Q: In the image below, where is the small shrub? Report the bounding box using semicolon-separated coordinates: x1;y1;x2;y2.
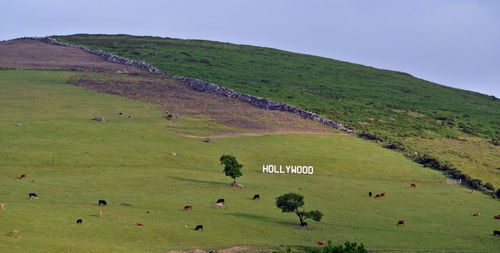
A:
484;183;495;191
469;179;482;190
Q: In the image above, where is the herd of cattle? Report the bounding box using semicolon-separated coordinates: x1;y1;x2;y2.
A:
368;183;500;236
4;174;500;242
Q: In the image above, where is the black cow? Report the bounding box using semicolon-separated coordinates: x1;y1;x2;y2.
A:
216;199;224;204
76;219;83;224
300;222;308;227
368;192;372;197
98;200;107;206
253;194;260;200
494;230;500;236
28;193;38;199
194;225;203;231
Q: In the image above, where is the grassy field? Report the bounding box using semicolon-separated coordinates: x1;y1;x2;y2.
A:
53;34;500;189
0;69;499;252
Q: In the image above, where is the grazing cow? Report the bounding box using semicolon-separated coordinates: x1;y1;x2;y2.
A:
20;174;27;179
317;241;326;246
98;200;107;206
12;230;18;234
494;195;498;200
137;223;144;226
397;220;406;226
411;183;416;188
28;193;38;199
368;192;372;197
98;210;102;217
216;199;224;204
375;194;381;198
253;194;260;200
183;205;192;211
0;204;4;209
494;215;500;220
473;213;480;217
214;202;223;208
76;219;83;224
494;230;500;236
381;192;386;197
16;236;22;239
300;222;308;227
194;225;203;231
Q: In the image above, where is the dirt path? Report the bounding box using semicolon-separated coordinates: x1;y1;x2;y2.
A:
179;130;343;139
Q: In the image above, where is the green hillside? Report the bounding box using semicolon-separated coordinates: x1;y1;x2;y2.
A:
1;69;499;252
53;34;500;188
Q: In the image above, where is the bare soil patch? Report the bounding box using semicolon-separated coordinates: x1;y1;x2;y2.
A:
68;73;334;134
0;40;143;73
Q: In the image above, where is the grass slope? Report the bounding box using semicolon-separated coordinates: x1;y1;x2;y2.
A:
53;34;500;188
0;69;499;252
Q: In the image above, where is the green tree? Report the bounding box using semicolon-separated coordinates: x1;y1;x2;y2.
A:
220;154;243;185
276;193;323;226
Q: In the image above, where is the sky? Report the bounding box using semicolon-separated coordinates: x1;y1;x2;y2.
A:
2;0;499;97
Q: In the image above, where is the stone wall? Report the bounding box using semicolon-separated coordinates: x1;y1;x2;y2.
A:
171;76;355;134
12;36;355;134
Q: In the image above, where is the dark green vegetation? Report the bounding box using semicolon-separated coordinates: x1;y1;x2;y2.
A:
1;69;499;252
275;193;323;226
220;155;243;185
53;34;500;187
303;241;367;253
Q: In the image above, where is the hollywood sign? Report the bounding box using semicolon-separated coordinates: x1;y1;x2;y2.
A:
262;165;314;174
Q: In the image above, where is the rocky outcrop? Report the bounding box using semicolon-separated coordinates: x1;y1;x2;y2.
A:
171;76;355;134
11;37;161;73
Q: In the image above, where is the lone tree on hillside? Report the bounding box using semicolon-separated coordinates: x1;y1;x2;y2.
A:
276;193;323;227
220;154;243;187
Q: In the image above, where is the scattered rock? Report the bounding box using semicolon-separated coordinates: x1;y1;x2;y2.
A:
165;114;180;121
16;123;22;127
172;152;177;156
93;116;106;122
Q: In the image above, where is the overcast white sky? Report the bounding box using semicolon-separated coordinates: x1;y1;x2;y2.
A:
2;0;499;97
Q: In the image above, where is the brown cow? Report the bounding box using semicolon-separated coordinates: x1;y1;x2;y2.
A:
493;195;498;200
317;241;326;246
183;205;192;211
20;174;27;179
410;183;416;188
375;194;381;198
397;220;406;226
494;215;500;220
0;204;4;209
98;210;102;217
473;213;480;216
137;223;144;226
381;192;386;197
